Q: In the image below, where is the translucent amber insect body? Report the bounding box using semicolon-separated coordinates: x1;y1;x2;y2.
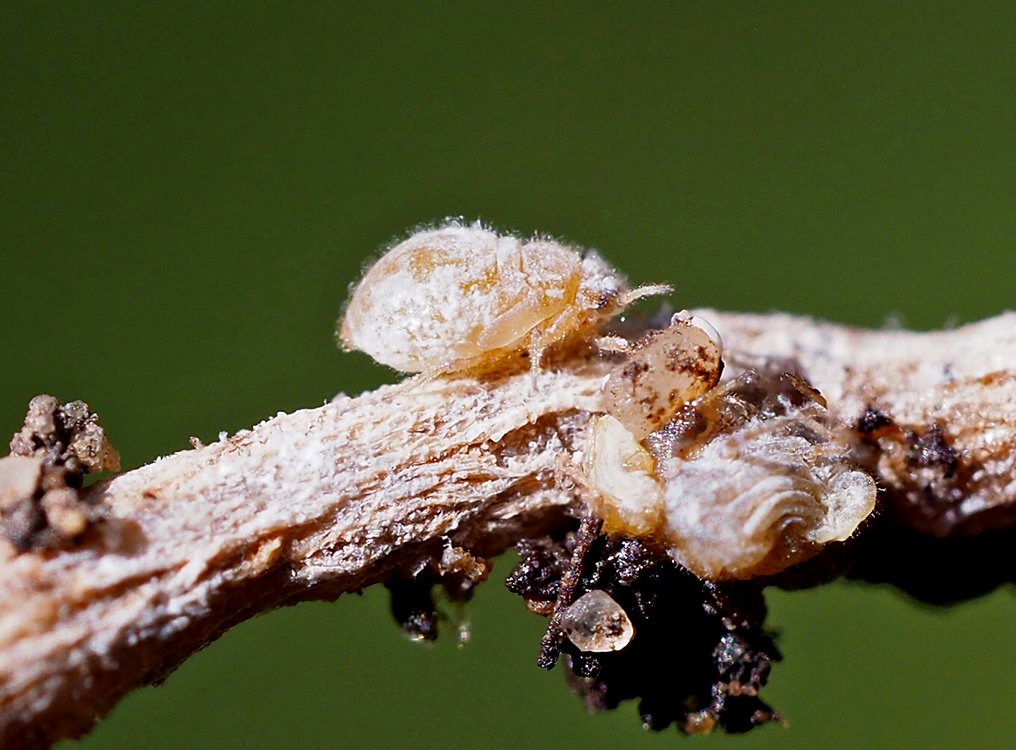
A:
340;223;633;373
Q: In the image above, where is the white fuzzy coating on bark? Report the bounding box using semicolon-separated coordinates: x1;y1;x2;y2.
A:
0;362;612;749
699;310;1016;536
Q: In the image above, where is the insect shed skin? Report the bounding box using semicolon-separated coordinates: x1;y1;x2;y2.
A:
338;221;657;374
585;318;877;581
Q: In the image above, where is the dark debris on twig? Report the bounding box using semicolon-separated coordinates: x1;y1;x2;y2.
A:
1;394;120;551
505;526;782;735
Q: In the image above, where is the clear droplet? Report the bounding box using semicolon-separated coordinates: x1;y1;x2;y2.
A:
559;589;635;653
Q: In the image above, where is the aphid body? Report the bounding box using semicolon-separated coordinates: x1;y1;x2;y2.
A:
340;222;660;373
604;313;724;440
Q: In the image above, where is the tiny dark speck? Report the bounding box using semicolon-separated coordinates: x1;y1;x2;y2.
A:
908;427;959;478
856;407;893;435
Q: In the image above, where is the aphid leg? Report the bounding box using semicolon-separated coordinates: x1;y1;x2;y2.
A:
537;515;604;669
531;306;590;381
616;283;672;309
405;368;442;388
525;328;546;381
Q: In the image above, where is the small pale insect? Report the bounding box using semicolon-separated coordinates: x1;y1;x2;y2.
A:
339;221;668;374
604;312;725;441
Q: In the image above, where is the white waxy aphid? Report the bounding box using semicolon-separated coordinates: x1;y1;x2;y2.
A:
559;589;635;653
339;222;666;374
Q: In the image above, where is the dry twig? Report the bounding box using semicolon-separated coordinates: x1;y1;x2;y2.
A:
1;310;1014;748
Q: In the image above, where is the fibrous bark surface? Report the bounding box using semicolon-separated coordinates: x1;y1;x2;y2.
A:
0;311;1014;749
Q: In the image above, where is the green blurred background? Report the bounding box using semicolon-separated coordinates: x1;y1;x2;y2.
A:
3;2;1016;748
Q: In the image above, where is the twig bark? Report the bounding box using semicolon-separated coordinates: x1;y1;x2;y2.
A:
701;310;1016;535
1;311;1015;749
